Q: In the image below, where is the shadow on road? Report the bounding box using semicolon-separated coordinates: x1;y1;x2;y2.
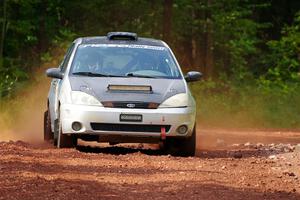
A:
76;145;165;156
75;143;287;159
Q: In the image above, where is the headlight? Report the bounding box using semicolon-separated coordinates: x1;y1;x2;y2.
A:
71;91;103;106
159;93;191;108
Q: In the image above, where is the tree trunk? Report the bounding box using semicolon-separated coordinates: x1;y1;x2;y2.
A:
163;0;172;42
203;0;214;77
0;0;7;68
37;1;47;59
192;0;207;76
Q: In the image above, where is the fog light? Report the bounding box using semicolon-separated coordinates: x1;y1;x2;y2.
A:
177;125;188;134
72;122;82;131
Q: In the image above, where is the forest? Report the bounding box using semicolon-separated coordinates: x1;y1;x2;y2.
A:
1;0;300;128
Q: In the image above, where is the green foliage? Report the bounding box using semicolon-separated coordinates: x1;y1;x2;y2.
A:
0;58;27;98
211;0;266;80
262;12;300;84
0;0;64;99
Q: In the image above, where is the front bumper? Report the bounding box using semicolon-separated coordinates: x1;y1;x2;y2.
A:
60;104;196;138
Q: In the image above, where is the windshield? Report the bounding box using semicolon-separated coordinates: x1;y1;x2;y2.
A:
70;44;182;79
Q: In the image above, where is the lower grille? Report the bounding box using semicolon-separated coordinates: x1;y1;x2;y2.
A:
102;101;159;109
90;123;171;133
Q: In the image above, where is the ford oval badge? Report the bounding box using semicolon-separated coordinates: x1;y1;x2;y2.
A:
126;103;135;108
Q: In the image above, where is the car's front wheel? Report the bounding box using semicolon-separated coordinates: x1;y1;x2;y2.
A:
54;109;77;148
43;110;53;141
162;125;196;157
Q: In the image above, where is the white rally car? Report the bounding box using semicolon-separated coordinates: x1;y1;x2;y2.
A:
44;32;201;156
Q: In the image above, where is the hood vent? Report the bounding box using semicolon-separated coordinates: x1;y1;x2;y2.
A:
107;84;152;93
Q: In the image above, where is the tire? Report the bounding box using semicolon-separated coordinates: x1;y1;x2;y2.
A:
44;110;53;141
53;119;59;146
55;108;77;148
58;131;77;148
162;125;196;157
177;126;196;157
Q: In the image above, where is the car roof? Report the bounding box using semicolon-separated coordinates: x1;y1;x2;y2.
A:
75;36;166;47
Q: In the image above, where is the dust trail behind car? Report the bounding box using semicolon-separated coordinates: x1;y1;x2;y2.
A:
0;67;50;142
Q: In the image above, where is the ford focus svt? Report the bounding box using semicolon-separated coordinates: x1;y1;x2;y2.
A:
44;32;202;156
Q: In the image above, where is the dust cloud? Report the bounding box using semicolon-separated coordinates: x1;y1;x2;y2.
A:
0;67;50;143
0;43;66;143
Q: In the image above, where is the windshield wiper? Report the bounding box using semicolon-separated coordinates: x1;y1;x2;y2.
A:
126;73;157;78
72;72;125;77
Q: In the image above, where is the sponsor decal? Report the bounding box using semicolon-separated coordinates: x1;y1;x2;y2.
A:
80;44;166;51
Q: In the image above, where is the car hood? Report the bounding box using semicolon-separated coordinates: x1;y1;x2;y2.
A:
69;76;186;104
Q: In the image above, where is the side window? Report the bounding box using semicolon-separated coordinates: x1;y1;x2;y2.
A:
60;43;75;72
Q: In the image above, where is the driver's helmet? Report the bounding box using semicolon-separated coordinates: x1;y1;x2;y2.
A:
81;51;102;72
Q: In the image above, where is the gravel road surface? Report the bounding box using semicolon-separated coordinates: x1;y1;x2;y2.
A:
0;129;299;200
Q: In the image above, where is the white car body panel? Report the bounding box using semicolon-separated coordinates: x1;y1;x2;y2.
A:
47;36;198;141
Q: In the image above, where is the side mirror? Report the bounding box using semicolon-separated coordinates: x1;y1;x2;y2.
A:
185;71;202;82
46;68;64;79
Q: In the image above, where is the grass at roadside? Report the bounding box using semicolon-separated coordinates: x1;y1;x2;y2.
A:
191;80;300;129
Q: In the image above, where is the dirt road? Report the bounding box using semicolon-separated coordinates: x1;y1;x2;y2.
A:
0;130;300;200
